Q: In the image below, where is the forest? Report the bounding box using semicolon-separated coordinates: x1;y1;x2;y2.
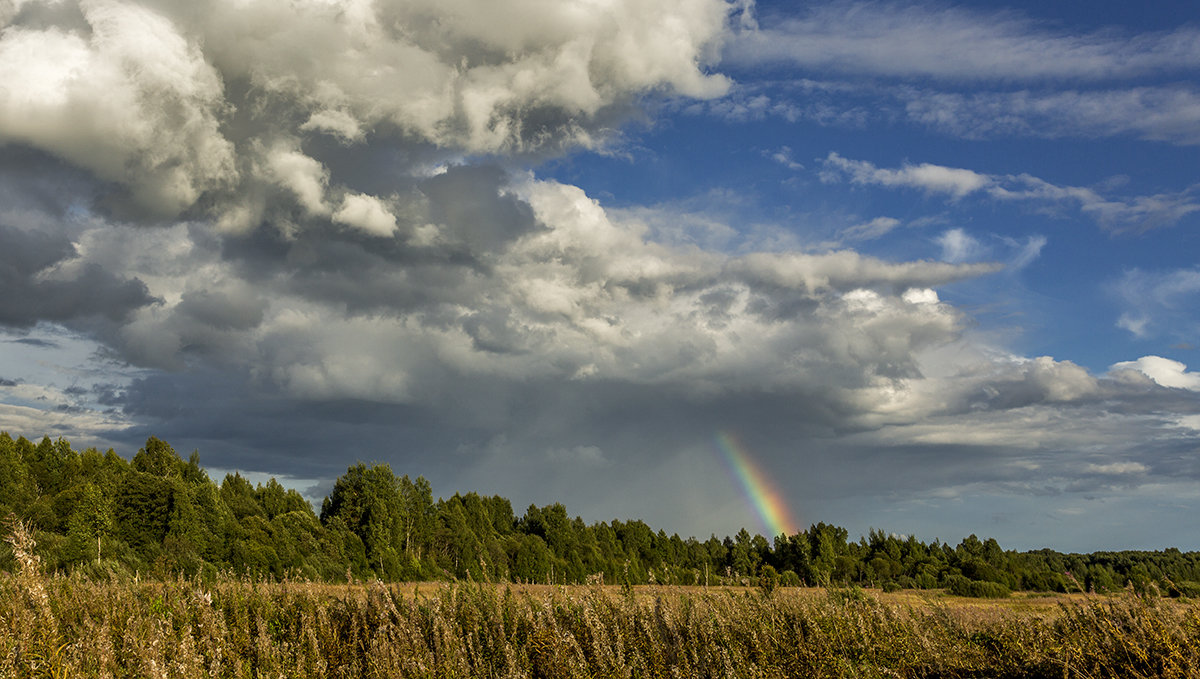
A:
3;431;1199;597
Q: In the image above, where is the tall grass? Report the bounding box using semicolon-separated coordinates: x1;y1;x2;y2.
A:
3;522;1199;678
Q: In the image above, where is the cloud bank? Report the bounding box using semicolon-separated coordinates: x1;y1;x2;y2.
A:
0;0;1197;549
0;0;731;224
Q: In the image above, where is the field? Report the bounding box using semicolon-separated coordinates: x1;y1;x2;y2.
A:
4;568;1200;679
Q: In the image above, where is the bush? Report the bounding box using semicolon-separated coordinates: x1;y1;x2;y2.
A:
758;564;779;597
915;572;938;589
882;580;901;593
1167;580;1200;598
829;585;869;605
946;575;1010;599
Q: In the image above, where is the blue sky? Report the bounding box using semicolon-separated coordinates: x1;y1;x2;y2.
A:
1;0;1198;551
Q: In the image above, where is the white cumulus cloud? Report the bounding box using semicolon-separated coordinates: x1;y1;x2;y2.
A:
333;193;398;238
1110;356;1200;391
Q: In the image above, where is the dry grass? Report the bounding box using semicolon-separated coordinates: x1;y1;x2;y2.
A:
3;579;1198;677
2;522;1199;678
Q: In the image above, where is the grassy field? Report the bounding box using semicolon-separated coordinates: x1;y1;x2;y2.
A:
4;528;1200;678
5;574;1200;678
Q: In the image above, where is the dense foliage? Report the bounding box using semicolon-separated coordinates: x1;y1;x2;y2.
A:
3;432;1200;597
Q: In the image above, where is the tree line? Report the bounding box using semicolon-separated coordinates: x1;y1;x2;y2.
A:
3;432;1199;596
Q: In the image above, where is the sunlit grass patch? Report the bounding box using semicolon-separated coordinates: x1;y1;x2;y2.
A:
4;567;1200;678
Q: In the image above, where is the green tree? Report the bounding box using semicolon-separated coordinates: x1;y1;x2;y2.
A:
322;463;407;578
512;534;553;583
114;472;173;556
66;482;114;563
398;475;436;563
0;433;35;519
221;473;266;521
730;528;754;577
257;478;309;519
132;437;183;479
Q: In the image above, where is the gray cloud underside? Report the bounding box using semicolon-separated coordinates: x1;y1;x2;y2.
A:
0;223;156;326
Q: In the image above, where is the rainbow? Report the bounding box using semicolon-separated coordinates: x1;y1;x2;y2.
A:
715;432;798;539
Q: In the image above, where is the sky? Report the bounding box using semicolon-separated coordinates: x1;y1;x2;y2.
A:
1;0;1199;552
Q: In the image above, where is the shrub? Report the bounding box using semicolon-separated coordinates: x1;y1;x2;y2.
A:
946;575;1010;598
1168;580;1200;598
758;564;779;596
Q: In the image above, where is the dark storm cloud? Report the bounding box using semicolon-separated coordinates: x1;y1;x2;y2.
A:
0;146;102;218
9;338;59;348
0;224;157;327
100;336;1200;516
103;370;467;481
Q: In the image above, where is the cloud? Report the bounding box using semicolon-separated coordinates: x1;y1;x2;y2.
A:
9;165;1195;546
262;142;331;219
0;372;133;443
932;230;1044;268
1116;314;1150;338
689;79;877;129
1085;462;1147;476
1006;234;1046;270
840;216;900;242
332;194;399;238
1;0;1197;549
29;162;999;416
725;3;1200;82
1111;267;1200;341
9;337;60;348
936;228;985;263
0;0;732;225
903;87;1200;146
0;0;237;218
688;2;1200;166
766;145;805;170
696;80;1200;147
1079;187;1200;233
822;152;989;198
0;223;157;328
821;153;1200;232
1110;356;1200;391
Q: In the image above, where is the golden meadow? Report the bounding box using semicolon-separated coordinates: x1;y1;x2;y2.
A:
5;523;1200;679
